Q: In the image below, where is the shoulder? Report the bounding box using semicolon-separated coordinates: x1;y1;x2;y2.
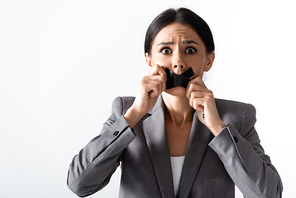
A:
215;98;256;135
111;96;135;117
215;98;256;115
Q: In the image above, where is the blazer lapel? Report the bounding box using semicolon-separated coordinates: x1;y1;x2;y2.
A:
178;113;214;198
142;96;175;198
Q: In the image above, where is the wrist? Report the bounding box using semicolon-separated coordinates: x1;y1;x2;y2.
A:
210;121;226;136
124;106;145;129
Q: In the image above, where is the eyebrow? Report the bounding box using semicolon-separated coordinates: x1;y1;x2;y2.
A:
182;40;199;45
157;41;174;46
157;40;199;46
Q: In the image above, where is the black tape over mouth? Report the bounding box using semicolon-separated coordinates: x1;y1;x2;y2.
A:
165;67;194;90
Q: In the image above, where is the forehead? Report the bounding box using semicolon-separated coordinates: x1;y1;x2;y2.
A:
154;22;202;43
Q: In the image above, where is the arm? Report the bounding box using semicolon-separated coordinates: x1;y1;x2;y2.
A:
208;104;283;198
67;97;136;197
67;65;167;197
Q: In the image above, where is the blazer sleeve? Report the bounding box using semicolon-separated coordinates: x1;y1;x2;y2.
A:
67;97;136;197
208;103;283;198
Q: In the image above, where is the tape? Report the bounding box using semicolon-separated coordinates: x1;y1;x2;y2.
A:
165;67;194;90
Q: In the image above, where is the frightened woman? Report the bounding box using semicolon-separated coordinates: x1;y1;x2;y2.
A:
67;8;283;198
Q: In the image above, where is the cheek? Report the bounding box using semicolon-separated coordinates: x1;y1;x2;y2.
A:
188;58;205;76
191;68;204;78
151;54;171;67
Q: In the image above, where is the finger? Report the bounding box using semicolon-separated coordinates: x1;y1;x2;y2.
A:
188;91;207;107
157;65;167;77
141;76;165;98
155;66;167;91
186;82;209;99
151;75;166;92
141;82;159;98
149;64;167;78
148;65;157;76
149;65;167;90
148;81;162;98
190;97;205;112
187;76;208;90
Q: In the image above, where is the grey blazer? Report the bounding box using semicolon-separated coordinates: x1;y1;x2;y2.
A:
67;96;283;198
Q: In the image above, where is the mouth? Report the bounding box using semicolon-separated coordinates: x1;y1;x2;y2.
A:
165;68;194;90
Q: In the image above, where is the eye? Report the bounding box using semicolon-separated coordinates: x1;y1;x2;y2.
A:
185;47;197;54
160;47;172;55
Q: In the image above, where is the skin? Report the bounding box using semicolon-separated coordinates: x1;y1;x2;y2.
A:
124;22;226;156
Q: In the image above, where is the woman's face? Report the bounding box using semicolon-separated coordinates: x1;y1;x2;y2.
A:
146;22;215;96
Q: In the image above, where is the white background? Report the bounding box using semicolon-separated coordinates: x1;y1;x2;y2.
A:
0;0;295;197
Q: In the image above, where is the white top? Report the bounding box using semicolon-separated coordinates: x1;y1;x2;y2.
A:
170;156;185;196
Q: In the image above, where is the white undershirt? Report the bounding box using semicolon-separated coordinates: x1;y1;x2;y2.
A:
170;156;185;196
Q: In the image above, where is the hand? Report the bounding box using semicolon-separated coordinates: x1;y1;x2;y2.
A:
186;77;226;136
124;65;167;128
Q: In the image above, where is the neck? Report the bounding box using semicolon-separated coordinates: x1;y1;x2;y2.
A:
162;92;194;127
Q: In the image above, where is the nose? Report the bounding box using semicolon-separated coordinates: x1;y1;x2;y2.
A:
172;51;186;74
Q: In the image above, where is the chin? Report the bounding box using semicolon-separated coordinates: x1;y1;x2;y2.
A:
163;86;187;97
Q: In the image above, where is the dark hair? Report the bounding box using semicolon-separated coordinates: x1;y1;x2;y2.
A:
144;7;215;55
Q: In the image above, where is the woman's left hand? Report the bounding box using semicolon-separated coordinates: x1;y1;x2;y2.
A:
186;77;226;136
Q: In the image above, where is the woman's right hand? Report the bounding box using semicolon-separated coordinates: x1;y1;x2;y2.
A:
124;65;167;128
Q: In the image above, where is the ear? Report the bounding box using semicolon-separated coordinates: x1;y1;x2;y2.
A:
145;53;153;68
204;51;215;72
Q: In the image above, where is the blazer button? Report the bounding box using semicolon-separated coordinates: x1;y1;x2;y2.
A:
233;136;238;143
113;131;119;136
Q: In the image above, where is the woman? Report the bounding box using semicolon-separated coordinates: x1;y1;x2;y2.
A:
67;8;283;198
